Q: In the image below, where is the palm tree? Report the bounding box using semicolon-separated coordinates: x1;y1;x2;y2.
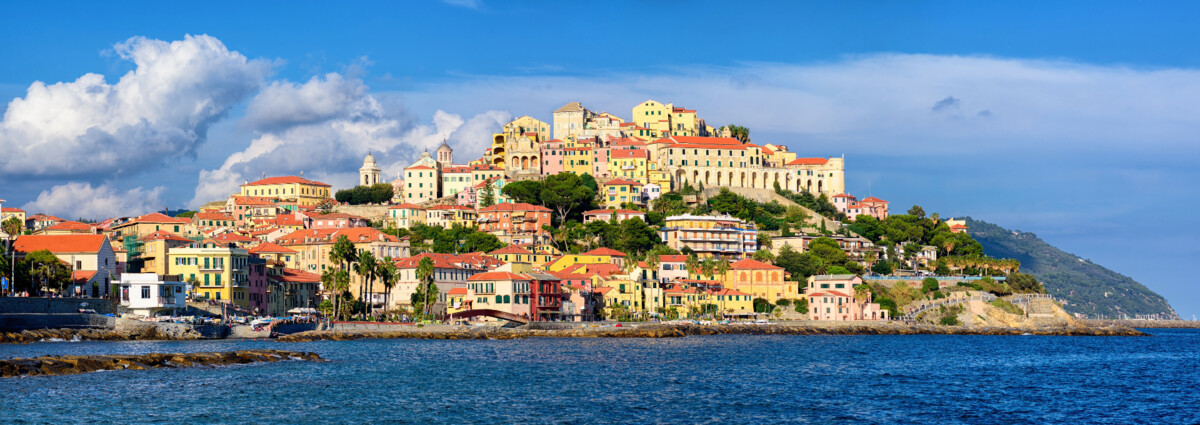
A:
685;255;701;279
378;257;398;318
329;235;356;320
415;256;436;318
355;250;377;318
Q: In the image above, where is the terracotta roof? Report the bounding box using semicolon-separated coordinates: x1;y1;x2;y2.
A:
832;193;855;199
309;213;366;220
72;271;98;284
14;235;108;254
213;233;255;243
249;242;298;254
809;290;852;298
730;258;783;270
244;176;330;187
478;203;551;213
593;287;614;295
609;149;648;159
269;268;322;283
44;221;92;231
406;165;435;170
468;271;531;281
658;255;687;263
604;179;643;186
787;158;829;166
193;212;234;221
443;166;471;173
139;231;192;243
276;227;400;245
135;212;191;224
583;209;645;216
489;246;534;255
1;207;25;213
392;252;500;270
950;224;968;229
275;215;304;227
447;287;470;295
709;288;750;296
28;214;65;221
581;247;628;257
860;197;888;203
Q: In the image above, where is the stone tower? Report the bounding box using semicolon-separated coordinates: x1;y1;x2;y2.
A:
436;140;453;167
359;152;381;186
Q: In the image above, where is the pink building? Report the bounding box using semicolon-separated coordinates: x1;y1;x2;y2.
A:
582;209;646;223
247;257;269;314
304;213;369;229
833;193;889;221
656;255;689;283
540;139;565;175
805;275;889;321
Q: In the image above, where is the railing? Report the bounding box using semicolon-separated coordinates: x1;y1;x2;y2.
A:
899;293;997;321
864;275;1007;282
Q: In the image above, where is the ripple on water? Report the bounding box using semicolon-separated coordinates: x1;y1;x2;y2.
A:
1;331;1199;424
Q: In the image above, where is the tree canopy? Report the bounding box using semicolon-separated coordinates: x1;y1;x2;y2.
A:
335;183;393;205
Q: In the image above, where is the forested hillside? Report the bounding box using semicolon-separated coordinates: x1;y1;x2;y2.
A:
965;218;1178;319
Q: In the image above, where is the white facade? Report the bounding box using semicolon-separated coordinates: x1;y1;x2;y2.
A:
118;273;187;317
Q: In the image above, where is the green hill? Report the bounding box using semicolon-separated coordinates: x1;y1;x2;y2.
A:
964;217;1178;319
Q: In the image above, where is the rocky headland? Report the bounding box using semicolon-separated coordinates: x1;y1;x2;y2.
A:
0;349;325;378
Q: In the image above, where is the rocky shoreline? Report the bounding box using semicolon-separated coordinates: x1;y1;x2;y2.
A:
1082;319;1200;329
0;349;325;378
277;323;1146;342
0;326;209;345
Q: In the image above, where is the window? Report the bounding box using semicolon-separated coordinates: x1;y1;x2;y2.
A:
141;286;150;299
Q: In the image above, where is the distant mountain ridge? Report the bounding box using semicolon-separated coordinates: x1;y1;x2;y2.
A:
964;217;1178;319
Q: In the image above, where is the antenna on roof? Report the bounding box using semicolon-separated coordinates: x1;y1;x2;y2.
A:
261;171;266;180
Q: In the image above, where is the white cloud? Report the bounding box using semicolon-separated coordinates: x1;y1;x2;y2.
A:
189;73;509;207
23;182;167;220
0;34;270;177
440;0;482;10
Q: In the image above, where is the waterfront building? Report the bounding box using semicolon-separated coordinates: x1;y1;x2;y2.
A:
265;267;322;317
167;245;250;307
391;253;499;313
805;274;888;321
136;231;194;275
658;214;757;259
116;273;187;317
13;234;117;297
718;258;795;303
486;246;553;273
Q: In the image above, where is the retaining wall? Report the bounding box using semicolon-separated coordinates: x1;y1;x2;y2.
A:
0;297;113;314
0;313;115;331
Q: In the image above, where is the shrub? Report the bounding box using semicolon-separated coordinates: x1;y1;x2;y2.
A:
990;299;1025;315
939;315;960;326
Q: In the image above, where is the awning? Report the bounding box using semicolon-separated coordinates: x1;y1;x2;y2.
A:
287;307;319;314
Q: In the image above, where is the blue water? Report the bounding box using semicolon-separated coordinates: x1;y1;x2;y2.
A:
3;329;1199;424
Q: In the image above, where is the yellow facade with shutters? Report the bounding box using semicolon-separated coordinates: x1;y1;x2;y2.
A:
168;247;251;307
239;181;330;207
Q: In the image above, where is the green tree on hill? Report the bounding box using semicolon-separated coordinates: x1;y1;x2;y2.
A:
501;180;542;205
479;179;496;208
541;173;595;225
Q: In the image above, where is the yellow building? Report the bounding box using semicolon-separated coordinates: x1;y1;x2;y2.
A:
715;258;796;303
607;149;650;182
1;204;26;231
238;176;331;207
564;146;592;175
275;227;408;275
602;179;644;208
388;203;426;229
168;246;251;307
248;242;299;265
138;231;194;275
425;205;477;229
487;246;554;273
545;247;628;272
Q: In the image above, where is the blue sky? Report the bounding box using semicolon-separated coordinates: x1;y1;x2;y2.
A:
1;1;1198;317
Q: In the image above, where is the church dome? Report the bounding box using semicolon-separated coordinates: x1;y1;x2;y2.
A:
363;152;378;165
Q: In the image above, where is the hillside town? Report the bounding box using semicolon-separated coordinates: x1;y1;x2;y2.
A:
1;99;1038;326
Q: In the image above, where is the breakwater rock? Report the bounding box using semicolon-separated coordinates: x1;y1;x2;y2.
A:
278;322;1145;342
0;349;324;378
1;326;206;345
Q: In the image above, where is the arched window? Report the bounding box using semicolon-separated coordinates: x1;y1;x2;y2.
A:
495;295;502;303
503;295;511;304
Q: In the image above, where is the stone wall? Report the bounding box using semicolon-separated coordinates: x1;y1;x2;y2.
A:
0;313;114;331
332;205;392;222
0;297;113;314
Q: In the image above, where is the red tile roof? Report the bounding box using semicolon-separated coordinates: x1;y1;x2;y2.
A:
249;242;298;254
72;271;98;284
468;271;530;281
489;246;535;255
214;233;255;243
581;247;627;257
609;149;648;159
406;165;435;170
658;255;687;263
276;227;400;245
193;212;234;221
478;203;551;213
583;209;645;216
135;212;191;224
244;176;330;187
1;207;24;213
14;235;108;254
730;258;782;270
787;158;829;166
604;179;643;186
447;287;470;295
139;230;192;243
860;197;888;204
270;268;322;283
44;221;92;231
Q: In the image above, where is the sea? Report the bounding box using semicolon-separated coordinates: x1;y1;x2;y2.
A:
2;329;1198;424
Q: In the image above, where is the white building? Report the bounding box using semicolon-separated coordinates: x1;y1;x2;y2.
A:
117;273;187;317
